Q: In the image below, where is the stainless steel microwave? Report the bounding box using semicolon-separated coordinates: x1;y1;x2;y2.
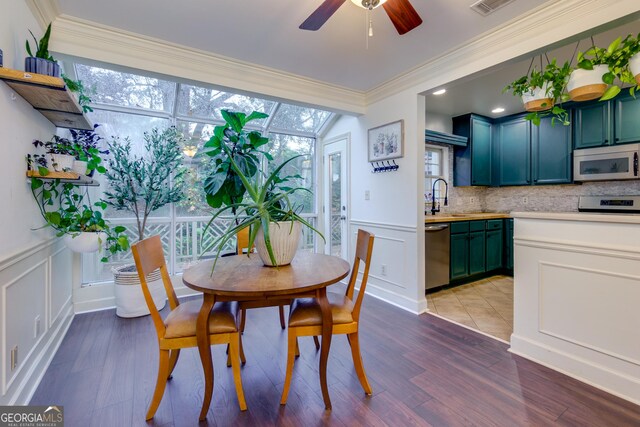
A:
573;143;639;182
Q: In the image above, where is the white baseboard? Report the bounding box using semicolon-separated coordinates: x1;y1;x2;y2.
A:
364;282;427;314
510;334;640;406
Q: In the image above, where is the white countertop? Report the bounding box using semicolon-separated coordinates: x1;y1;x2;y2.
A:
511;211;640;224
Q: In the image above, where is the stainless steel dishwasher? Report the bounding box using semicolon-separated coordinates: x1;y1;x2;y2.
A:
425;224;450;290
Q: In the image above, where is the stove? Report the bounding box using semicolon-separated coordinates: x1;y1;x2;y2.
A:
578;195;640;214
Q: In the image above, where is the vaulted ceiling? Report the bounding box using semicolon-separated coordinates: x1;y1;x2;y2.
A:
52;0;548;91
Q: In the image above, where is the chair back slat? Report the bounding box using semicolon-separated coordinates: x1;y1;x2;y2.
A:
347;229;375;321
236;227;253;255
131;235;178;340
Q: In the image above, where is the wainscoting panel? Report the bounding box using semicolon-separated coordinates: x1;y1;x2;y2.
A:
0;239;74;404
349;220;424;313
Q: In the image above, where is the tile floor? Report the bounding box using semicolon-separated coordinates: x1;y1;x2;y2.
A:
426;275;513;341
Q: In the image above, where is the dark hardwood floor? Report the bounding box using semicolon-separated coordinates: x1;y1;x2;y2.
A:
31;294;640;426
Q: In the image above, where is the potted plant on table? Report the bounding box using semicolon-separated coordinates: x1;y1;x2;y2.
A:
103;126;187;317
503;59;571;126
25;22;60;77
201;110;323;269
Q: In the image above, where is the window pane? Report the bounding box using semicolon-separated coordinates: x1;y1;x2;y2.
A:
175;121;216;217
75;64;176;112
267;133;315;213
270;104;331;133
177;84;275;123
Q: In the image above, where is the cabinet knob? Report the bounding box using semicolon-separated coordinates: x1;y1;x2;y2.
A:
604;139;608;143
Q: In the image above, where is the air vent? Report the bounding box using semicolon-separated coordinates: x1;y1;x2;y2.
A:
470;0;515;16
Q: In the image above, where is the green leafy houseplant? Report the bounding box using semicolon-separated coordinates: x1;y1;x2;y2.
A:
25;22;53;60
203;110;271;212
575;35;640;100
29;170;129;261
25;22;60;77
204;150;323;269
103;126;187;241
503;59;572;126
63;75;94;113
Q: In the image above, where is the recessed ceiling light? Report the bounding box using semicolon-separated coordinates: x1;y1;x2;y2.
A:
492;107;505;113
432;89;446;96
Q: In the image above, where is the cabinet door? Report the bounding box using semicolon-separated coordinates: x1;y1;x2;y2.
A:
614;92;640;144
450;233;469;280
497;117;530;186
471;117;492;186
505;219;514;270
486;229;504;271
532;116;572;184
468;230;486;275
574;102;612;148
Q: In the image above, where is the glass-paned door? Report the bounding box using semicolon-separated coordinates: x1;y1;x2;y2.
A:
323;138;348;259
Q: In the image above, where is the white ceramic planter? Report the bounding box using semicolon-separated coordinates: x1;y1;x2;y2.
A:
521;82;554;112
113;264;167;318
50;154;75;172
567;64;609;101
255;221;301;267
629;52;640;86
63;232;106;253
71;160;88;175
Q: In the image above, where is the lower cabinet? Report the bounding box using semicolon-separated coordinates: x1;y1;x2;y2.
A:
450;219;506;282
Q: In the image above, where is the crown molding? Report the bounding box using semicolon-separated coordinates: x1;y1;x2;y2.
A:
366;0;640;104
49;15;366;115
24;0;60;30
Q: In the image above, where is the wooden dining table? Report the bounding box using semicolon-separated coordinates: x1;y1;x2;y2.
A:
182;251;351;419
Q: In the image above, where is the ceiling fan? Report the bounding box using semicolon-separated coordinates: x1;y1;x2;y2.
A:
300;0;423;35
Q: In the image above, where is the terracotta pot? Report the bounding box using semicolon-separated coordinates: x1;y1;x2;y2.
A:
63;232;106;253
255;221;301;267
567;65;608;101
629;52;640;86
521;83;554;112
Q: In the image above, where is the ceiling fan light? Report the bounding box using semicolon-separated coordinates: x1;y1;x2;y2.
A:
350;0;387;10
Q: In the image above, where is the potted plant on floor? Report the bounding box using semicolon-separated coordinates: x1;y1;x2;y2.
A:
503;59;571;126
25;22;60;77
103;126;187;317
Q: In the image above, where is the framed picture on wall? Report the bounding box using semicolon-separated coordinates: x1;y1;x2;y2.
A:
368;120;404;162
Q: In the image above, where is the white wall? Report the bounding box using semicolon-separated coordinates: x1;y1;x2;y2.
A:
0;5;74;404
425;112;452;134
323;90;428;313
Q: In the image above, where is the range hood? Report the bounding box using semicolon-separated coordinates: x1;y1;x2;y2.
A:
425;129;468;147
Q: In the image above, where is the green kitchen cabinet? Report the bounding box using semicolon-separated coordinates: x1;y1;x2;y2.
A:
496;116;531;186
505;219;514;270
486;229;504;271
614;92;640;144
453;114;492;186
450;232;470;280
573;101;612;149
532;116;572;184
468;230;486;275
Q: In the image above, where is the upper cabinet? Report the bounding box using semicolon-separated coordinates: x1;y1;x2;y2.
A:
532;116;572;185
574;89;640;149
452;114;492;186
0;68;92;130
495;116;531;186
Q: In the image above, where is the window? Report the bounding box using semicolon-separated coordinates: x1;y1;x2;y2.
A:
76;63;333;285
425;144;449;210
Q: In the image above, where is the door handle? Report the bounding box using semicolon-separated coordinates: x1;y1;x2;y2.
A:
634;152;638;177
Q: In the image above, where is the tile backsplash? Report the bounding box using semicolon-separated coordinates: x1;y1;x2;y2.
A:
429;143;640;214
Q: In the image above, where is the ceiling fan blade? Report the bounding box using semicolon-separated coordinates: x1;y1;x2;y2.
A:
382;0;423;35
300;0;348;31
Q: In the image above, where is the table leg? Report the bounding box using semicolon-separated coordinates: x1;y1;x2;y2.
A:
197;294;215;421
317;287;332;410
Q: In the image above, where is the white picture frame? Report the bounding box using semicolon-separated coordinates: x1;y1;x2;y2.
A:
368;120;404;162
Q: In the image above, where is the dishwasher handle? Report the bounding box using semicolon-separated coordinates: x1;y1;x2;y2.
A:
425;224;449;232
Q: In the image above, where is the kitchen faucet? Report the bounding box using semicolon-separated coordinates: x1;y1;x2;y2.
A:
430;178;448;215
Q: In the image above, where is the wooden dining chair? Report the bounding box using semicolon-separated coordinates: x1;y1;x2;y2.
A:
280;229;375;405
236;227;288;331
131;235;247;420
